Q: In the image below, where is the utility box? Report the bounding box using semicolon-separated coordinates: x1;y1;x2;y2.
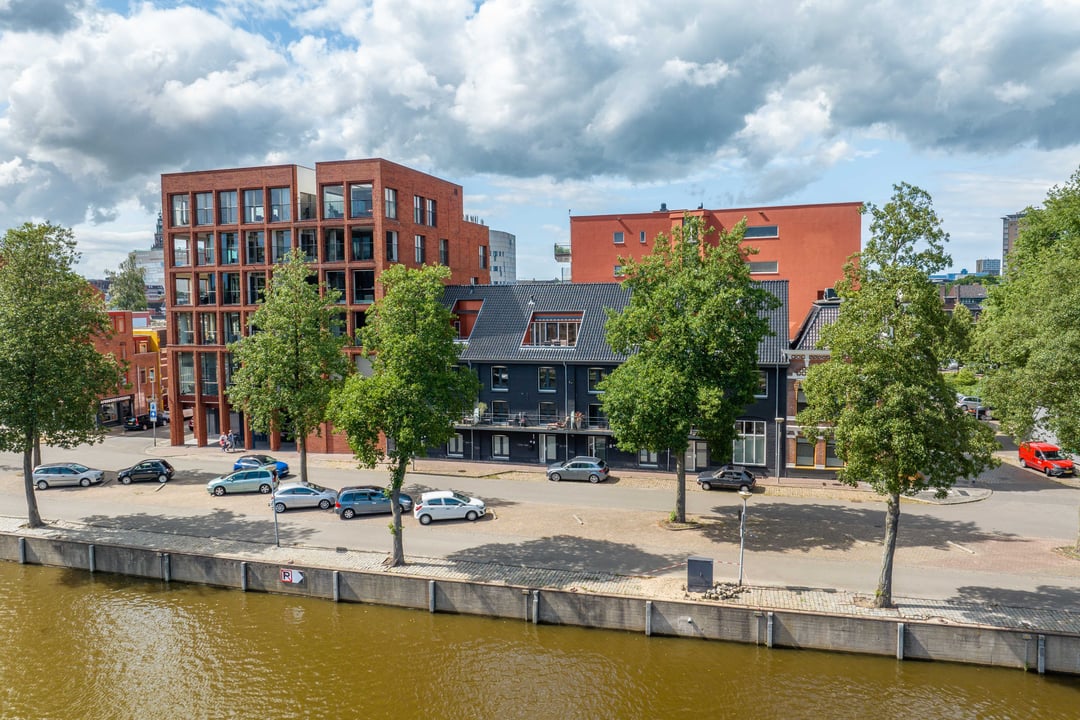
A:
687;556;713;592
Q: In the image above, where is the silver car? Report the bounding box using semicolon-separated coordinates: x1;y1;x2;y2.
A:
32;463;105;490
272;482;337;513
546;456;610;483
206;468;276;496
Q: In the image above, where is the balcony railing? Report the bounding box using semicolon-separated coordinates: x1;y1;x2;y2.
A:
457;410;609;431
554;243;571;263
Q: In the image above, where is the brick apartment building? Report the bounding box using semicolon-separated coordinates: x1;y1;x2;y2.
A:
93;311;160;426
160;158;491;449
563;202;862;336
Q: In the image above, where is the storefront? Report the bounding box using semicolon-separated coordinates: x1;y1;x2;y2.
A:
98;395;133;426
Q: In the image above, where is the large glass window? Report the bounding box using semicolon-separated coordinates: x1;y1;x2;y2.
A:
172;235;190;266
414;235;425;264
325;271;346;303
200;353;218;396
492;434;509;458
588;403;607;429
174;275;192;305
271;229;290;263
194;193;213;225
825;440;844;468
448;433;464;457
426;198;436;227
755;371;768;398
351;229;374;261
526;314;581;346
246;272;266;304
352;311;366;346
350;183;373;218
479;245;487;269
744;225;779;239
221;232;239;264
384;188;397;219
196;232;215;265
324;229;345;262
732;420;767;465
353;270;375;303
221;272;240;305
538;401;558;425
491;366;509;391
199;313;217;345
796;437;816;466
219;191;238;224
385;231;399;262
176;312;194;344
538;366;557;392
588;436;608;460
245;231;265;264
324;185;344;219
171;194;189;227
300;229;317;261
490;401;509;425
243;189;264;223
269;187;291;222
638;449;658;466
198;273;216;305
414;195;424;224
223;312;242;344
587;367;608;392
440;239;450;266
177;352;195;394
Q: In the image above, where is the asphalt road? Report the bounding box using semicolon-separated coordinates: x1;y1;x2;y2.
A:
1;431;1078;608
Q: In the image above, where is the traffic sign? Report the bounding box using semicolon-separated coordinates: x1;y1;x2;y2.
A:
149;401;157;422
280;568;305;584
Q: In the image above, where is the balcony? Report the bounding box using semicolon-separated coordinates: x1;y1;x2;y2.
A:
554;243;571;263
456;409;610;432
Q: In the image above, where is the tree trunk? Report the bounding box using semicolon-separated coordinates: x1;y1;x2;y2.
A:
673;451;686;523
23;445;42;528
387;457;408;567
32;435;41;468
874;491;901;608
298;432;308;485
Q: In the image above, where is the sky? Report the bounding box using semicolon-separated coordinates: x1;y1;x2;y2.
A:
2;0;1079;281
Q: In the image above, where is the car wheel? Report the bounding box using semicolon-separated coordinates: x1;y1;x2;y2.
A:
700;481;712;491
35;480;48;491
418;514;432;525
398;504;408;514
258;484;272;494
549;472;561;482
157;474;168;484
120;475;132;485
739;484;752;494
466;510;479;522
318;499;331;510
1045;467;1052;477
342;508;356;519
274;502;286;513
588;474;600;483
1019;458;1027;468
213;486;226;496
79;477;91;487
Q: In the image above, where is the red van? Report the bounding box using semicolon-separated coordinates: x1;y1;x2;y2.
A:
1018;442;1075;477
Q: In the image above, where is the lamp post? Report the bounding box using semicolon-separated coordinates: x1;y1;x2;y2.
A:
737;487;752;586
775;416;785;484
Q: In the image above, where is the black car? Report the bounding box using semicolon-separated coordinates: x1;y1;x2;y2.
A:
697;465;756;492
117;459;175;484
123;414;167;431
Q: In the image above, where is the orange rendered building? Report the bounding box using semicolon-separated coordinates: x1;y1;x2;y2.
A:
566;202;862;335
160;158;491;450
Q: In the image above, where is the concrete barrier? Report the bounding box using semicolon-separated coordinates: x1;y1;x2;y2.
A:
2;531;1078;676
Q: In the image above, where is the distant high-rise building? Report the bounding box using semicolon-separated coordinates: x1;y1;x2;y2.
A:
1002;212;1026;271
488;229;517;284
975;258;1001;276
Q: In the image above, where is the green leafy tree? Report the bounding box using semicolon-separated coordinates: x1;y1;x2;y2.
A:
600;214;778;524
0;222;123;527
330;264;479;567
797;184;998;607
105;252;148;311
227;249;352;483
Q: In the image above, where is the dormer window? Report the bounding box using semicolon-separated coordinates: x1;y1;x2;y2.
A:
523;312;582;347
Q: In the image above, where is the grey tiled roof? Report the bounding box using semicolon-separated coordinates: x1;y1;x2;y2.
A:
443;280;789;365
792;300;841;351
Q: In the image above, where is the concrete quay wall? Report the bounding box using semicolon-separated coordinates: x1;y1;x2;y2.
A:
2;532;1077;676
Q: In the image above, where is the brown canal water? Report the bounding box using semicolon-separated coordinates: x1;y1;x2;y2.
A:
0;562;1077;720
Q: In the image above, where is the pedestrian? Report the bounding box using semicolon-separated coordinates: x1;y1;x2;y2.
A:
219;432;228;452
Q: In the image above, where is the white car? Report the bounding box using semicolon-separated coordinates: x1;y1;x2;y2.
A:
412;490;486;525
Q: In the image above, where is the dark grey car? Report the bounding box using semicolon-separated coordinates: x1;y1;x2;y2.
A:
696;465;756;492
335;486;414;519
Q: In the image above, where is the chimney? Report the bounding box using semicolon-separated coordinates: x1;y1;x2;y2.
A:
660;202;668;212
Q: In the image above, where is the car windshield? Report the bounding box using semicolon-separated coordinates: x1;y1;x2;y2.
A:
310;484;330;493
68;464;89;472
451;491;471;503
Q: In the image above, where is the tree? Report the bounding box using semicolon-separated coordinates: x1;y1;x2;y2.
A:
0;222;123;527
600;214;778;524
227;249;352;483
797;184;998;607
329;264;479;567
105;252;148;311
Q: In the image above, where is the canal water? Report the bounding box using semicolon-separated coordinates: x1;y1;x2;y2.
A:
0;562;1076;719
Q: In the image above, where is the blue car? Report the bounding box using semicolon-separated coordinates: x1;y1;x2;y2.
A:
232;454;289;478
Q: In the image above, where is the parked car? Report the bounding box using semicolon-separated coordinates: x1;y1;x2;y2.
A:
117;459;174;485
123;413;167;431
233;454;289;478
206;468;277;496
546;456;610;483
413;490;486;525
272;482;337;513
956;396;992;419
1018;442;1075;477
335;486;414;519
32;463;105;490
697;465;756;492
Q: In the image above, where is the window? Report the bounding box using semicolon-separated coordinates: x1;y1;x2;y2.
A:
796;387;808;413
219;191;238;224
448;433;464;457
325;271;346;303
172;235;190;266
171;194;189;227
748;261;779;274
492;434;509;458
195;193;214;225
352;311;366;345
588;436;608;460
199;313;217;344
588;403;607;429
525;313;581;346
200;353;218;396
174;275;192;305
353;270;375;303
300;229;317;261
269;187;291;222
329;311;347;338
414;195;424;224
223;312;242;343
440;239;450;266
196;233;215;265
732;419;767;465
323;185;344;218
587;367;608;392
221;232;239;264
351;229;374;261
350;183;373;217
613;231;624;244
224;352;238;388
245;231;265;264
538;366;557;392
198;273;216;305
755;371;768;398
479;245;488;269
384;188;397;219
426;198;436;227
176;312;194;344
744;225;779;239
324;229;345;262
640;230;647;244
613;265;624;277
221;272;240;304
414;235;425;264
386;231;399;262
491;366;509;391
490;400;509;424
243;189;264;223
796;436;816;466
538;401;558;424
639;449;658;466
177;352;195;394
271;229;290;263
825;441;844;468
246;272;266;304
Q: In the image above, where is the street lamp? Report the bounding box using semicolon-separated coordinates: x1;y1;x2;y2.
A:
775;416;785;484
737;487;752;586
